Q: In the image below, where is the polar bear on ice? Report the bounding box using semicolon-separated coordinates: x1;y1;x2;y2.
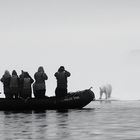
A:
99;84;112;99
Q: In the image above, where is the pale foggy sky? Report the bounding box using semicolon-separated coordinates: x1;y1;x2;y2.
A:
0;0;140;99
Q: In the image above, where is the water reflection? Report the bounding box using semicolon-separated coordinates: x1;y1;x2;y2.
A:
33;110;47;114
80;108;95;112
0;101;140;139
98;100;112;104
31;110;48;140
2;111;34;139
4;110;32;114
56;109;68;113
55;110;70;139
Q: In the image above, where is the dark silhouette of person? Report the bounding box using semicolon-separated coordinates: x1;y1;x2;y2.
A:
20;71;34;99
10;70;19;99
54;66;71;98
33;66;48;98
1;70;11;99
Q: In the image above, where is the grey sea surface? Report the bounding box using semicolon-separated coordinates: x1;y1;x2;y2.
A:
0;100;140;140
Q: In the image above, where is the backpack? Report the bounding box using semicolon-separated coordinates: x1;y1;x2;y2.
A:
23;77;31;89
10;75;18;88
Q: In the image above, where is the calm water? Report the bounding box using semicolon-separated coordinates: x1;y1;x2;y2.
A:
0;101;140;140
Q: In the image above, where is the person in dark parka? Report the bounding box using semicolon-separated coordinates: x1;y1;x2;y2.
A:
33;66;48;98
10;70;19;99
54;66;71;98
1;70;11;99
20;71;34;99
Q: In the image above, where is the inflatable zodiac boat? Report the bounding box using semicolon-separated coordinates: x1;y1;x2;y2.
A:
0;88;95;110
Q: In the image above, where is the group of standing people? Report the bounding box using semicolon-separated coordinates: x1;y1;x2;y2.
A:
0;66;71;99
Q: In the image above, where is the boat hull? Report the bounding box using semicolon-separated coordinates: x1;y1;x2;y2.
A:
0;89;95;110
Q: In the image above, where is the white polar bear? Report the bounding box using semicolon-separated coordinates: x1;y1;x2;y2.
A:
99;84;112;99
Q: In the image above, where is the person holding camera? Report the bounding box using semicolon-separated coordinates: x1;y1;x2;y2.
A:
54;66;71;98
33;66;48;98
